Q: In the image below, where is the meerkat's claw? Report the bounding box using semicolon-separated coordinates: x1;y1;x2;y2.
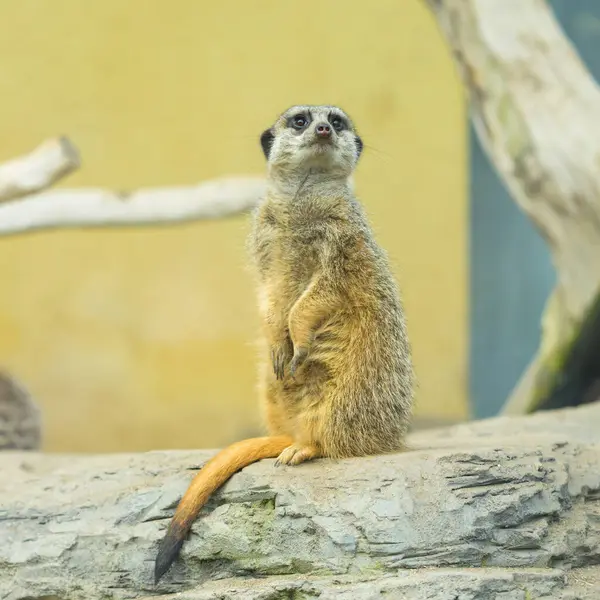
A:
272;353;284;380
271;340;293;380
289;347;308;378
271;351;284;380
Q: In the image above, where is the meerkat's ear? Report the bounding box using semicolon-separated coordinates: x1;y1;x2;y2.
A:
260;128;275;159
355;135;364;158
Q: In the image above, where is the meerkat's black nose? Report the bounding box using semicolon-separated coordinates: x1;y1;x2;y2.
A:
315;122;332;138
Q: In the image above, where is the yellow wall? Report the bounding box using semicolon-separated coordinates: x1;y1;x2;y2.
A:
0;0;467;453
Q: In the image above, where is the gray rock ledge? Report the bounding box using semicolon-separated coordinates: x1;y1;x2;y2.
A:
1;403;599;599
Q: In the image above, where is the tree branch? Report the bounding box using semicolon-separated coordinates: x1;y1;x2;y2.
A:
0;137;80;203
0;177;266;236
424;0;600;413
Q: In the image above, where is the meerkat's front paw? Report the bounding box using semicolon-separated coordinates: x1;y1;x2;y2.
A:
270;338;293;380
289;346;309;378
274;444;320;466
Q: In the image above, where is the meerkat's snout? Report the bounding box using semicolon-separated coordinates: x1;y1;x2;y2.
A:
314;122;332;139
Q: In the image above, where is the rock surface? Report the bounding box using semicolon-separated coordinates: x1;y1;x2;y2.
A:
1;404;599;599
0;370;41;450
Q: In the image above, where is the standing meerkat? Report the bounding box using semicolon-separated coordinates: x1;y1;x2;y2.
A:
154;104;414;582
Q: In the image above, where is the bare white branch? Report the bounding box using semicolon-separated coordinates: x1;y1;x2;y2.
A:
0;177;265;236
0;137;80;203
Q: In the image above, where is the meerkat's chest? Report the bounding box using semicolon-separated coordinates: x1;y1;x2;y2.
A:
264;225;322;268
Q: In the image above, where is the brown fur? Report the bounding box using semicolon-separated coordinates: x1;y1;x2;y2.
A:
154;105;414;583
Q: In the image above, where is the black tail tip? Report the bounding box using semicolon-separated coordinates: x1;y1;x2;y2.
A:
154;534;185;585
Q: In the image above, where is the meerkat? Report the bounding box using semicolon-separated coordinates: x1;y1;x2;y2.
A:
0;369;42;451
154;105;414;583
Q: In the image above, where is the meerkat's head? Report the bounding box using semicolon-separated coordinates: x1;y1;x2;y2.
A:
260;105;363;179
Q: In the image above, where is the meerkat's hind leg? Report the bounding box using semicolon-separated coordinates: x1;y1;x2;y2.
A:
274;443;321;466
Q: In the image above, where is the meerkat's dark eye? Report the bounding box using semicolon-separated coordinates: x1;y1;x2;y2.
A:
330;115;346;132
291;114;308;130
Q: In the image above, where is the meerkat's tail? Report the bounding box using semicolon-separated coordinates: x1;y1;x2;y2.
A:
154;434;293;584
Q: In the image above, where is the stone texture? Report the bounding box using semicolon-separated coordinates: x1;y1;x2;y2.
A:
1;404;599;599
139;569;571;599
0;370;41;450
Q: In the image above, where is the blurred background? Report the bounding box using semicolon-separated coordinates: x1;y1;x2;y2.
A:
0;0;596;453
